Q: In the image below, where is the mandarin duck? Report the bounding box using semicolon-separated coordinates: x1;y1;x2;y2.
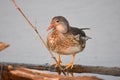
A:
47;16;91;69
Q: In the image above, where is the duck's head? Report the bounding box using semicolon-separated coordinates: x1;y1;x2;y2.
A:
47;16;69;33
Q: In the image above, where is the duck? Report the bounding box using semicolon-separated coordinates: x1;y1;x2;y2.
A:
47;16;91;69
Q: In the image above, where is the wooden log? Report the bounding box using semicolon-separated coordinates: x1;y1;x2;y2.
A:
0;42;9;51
0;62;120;76
0;64;103;80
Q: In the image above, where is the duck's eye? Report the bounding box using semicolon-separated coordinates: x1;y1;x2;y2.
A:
56;20;59;22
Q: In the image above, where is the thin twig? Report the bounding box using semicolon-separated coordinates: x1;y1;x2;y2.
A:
0;63;3;80
11;0;66;75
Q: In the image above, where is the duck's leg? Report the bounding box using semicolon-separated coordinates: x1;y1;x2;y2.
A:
56;53;63;75
57;53;62;65
52;53;62;66
65;54;76;69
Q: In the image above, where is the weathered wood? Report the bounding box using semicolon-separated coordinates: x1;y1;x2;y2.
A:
0;62;120;77
0;64;103;80
0;42;9;51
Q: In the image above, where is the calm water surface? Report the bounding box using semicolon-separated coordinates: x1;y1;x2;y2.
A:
0;0;120;80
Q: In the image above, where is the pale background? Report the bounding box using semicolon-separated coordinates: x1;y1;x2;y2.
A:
0;0;120;80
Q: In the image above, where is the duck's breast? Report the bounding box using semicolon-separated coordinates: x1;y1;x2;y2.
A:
47;30;65;51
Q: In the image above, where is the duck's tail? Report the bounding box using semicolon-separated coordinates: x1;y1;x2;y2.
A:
80;28;92;40
80;28;90;30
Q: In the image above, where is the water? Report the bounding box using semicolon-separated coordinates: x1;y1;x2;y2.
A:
0;0;120;80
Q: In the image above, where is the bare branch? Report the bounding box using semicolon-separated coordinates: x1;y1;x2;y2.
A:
1;62;120;76
11;0;66;75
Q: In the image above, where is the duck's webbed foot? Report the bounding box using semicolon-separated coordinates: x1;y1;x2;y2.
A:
64;54;76;70
51;60;62;67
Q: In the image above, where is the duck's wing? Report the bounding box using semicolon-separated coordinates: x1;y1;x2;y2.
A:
69;27;86;36
69;27;91;41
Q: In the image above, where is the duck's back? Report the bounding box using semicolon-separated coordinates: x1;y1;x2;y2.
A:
69;27;86;37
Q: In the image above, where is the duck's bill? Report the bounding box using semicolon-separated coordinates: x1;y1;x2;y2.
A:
47;24;54;31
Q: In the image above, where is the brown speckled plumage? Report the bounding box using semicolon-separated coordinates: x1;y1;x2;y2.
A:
47;16;90;69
